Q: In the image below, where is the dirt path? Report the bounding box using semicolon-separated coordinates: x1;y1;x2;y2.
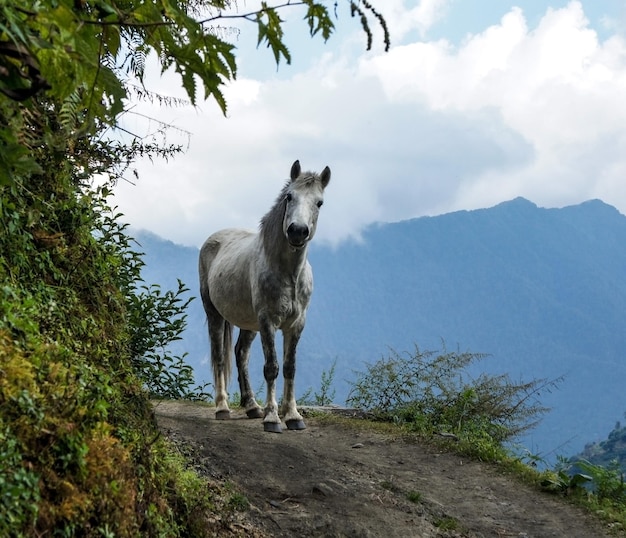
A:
154;401;614;537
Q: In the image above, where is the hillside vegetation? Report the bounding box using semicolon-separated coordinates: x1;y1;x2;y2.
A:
0;135;219;534
0;1;389;534
580;419;626;472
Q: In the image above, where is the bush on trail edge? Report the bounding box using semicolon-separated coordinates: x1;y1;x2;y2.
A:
347;346;558;453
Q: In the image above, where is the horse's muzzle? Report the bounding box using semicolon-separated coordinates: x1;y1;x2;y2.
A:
286;223;309;248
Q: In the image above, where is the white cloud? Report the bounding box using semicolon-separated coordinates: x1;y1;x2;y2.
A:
360;0;626;210
378;0;451;41
111;1;626;248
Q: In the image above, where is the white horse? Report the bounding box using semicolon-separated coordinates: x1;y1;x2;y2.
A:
199;160;331;432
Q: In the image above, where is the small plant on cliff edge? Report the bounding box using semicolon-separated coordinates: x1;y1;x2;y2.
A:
347;345;560;456
299;359;337;406
576;459;626;502
540;456;593;495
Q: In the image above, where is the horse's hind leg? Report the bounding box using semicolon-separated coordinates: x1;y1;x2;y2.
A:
235;329;263;419
200;244;232;420
204;303;232;420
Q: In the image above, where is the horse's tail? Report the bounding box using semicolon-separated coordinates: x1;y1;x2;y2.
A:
219;320;233;389
199;240;233;391
205;313;234;393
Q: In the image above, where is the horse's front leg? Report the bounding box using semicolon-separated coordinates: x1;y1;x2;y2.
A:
259;318;282;433
281;327;306;430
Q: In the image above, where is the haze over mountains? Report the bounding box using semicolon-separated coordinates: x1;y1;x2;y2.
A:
136;197;626;461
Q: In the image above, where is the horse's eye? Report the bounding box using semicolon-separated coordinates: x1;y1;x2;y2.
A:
285;193;293;202
316;200;323;208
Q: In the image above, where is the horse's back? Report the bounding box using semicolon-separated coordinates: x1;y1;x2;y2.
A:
200;228;256;270
199;228;260;329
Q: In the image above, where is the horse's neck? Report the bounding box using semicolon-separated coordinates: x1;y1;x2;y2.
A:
261;233;308;277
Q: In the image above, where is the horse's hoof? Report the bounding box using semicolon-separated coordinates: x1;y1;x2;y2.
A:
215;410;231;420
263;422;283;433
286;419;306;431
246;407;264;419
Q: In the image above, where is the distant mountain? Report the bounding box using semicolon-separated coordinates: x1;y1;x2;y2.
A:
133;198;626;462
578;419;626;471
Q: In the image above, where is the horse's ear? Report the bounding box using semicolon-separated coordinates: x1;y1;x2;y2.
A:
320;166;331;189
290;160;301;180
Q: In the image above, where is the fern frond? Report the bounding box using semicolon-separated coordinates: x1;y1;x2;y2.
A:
58;88;83;131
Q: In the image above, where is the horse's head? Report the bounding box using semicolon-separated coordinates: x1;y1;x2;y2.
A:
283;160;331;249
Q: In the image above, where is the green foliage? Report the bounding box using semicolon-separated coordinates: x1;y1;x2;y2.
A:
0;156;200;535
256;2;292;65
127;280;199;399
576;459;626;503
304;1;335;41
540;457;593;495
347;345;557;448
0;426;40;532
578;416;626;473
0;1;388;534
406;490;422;504
0;57;202;538
0;0;389;184
433;516;460;531
554;413;626;528
533;456;626;529
299;358;337;406
225;490;250;512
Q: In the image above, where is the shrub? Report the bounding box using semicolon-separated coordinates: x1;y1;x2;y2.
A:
576;459;626;502
347;345;558;445
299;359;337;406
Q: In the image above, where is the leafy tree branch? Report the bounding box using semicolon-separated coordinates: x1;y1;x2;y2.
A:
1;0;388;184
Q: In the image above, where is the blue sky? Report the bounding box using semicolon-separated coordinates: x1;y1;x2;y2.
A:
112;1;626;247
431;1;623;42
